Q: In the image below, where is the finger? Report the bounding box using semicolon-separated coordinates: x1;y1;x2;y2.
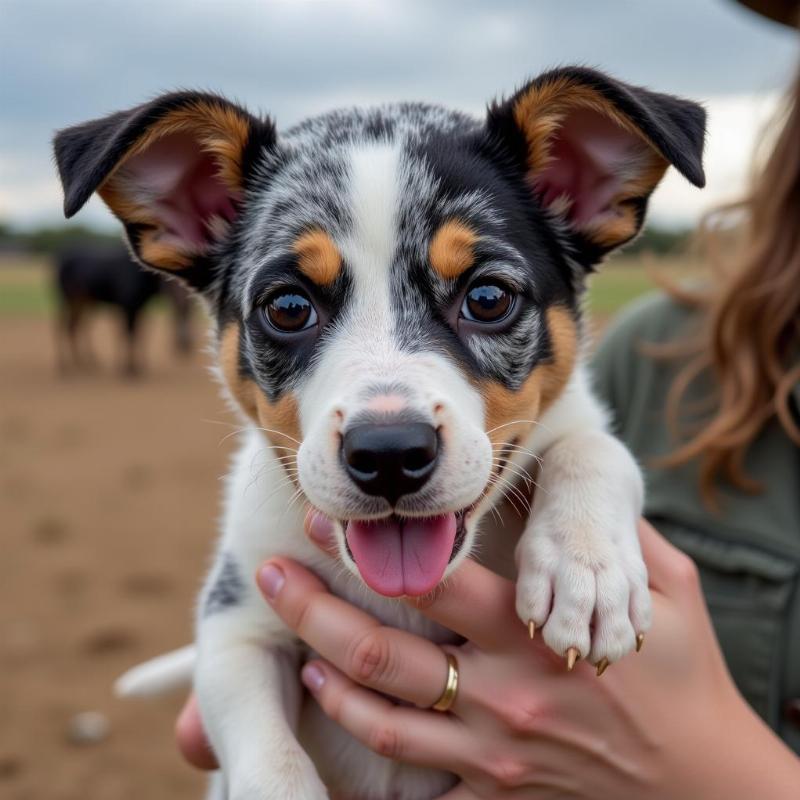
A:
301;659;475;774
258;559;459;708
405;558;519;650
638;518;699;598
304;508;337;557
175;694;218;771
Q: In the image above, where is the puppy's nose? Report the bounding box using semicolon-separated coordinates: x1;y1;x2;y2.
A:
342;422;439;505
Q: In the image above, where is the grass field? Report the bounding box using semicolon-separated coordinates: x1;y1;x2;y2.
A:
0;252;703;320
0;257;56;316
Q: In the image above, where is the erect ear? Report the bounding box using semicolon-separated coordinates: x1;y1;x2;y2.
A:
487;67;706;265
53;92;276;288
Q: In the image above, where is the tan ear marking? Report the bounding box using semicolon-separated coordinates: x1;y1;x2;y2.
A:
511;78;670;249
98;100;251;270
110;100;250;192
293;229;342;286
429;220;479;280
512;79;656;174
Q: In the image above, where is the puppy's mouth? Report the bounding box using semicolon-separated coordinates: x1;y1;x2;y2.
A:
343;509;470;597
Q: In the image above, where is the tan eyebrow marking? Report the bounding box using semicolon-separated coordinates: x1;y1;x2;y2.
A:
429;220;479;280
292;229;342;286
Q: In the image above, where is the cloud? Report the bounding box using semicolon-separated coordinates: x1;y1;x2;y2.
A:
1;0;797;227
650;90;783;226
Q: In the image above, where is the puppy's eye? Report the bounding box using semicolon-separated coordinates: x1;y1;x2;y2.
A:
461;283;514;324
263;291;318;333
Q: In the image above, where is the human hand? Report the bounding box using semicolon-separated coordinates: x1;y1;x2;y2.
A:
177;516;800;798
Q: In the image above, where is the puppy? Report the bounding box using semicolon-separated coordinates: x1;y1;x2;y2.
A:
53;67;705;799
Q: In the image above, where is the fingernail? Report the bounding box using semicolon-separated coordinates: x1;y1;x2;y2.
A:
306;511;334;548
258;563;285;600
301;663;326;692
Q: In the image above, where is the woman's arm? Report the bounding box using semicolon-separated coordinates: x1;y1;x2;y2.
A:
178;519;800;798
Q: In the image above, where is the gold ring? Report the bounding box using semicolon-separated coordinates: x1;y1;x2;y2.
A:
431;652;459;712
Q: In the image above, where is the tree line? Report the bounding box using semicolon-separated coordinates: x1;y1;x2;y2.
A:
0;221;692;257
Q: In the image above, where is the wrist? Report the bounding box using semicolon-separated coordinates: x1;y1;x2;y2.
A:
683;691;800;799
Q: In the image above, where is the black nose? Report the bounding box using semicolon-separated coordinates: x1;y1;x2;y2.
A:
342;422;439;505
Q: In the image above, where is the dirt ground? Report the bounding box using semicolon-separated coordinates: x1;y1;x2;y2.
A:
0;309;233;799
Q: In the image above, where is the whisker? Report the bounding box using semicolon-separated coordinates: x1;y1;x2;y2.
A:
491;460;534;488
486;419;551;436
252;427;302;445
200;417;243;430
491;442;544;468
487;475;525;517
489;471;533;515
490;460;533;485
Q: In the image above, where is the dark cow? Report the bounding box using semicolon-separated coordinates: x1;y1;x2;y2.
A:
55;242;193;376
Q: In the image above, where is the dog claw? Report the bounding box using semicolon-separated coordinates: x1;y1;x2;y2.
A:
527;620;536;640
636;633;645;653
595;657;609;677
565;647;580;671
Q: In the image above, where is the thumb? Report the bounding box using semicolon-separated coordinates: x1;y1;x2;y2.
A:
638;518;700;599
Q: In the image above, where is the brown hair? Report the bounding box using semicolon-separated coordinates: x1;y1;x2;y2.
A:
658;62;800;505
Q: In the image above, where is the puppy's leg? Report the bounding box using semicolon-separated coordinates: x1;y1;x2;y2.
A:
515;374;651;668
196;615;328;800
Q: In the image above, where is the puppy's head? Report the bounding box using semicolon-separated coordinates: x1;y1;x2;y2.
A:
54;68;705;596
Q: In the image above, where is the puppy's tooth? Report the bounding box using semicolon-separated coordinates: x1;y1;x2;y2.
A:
565;647;580;671
636;633;645;653
595;658;609;677
527;620;536;640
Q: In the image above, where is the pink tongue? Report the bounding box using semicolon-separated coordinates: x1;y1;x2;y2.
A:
346;514;457;597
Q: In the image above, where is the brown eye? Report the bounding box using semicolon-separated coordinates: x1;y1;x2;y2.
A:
461;283;514;324
264;291;318;332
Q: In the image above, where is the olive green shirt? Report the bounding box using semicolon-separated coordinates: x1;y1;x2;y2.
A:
592;292;800;754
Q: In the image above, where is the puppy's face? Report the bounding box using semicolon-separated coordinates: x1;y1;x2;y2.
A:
54;69;706;596
226;127;587;596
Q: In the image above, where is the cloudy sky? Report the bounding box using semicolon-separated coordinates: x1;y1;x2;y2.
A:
1;0;798;230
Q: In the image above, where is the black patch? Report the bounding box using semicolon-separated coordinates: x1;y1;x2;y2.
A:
203;553;245;616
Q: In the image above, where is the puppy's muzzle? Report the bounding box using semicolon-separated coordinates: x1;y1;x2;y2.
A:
342;421;438;505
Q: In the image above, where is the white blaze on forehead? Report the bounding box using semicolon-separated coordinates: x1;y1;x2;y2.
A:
298;141;404;426
342;142;401;309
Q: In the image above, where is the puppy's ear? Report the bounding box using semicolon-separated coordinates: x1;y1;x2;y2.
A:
53;92;276;288
487;67;706;265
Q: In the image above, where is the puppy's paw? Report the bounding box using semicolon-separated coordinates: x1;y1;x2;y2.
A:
515;521;651;670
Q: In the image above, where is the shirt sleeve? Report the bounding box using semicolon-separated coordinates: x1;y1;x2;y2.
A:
589;291;677;438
